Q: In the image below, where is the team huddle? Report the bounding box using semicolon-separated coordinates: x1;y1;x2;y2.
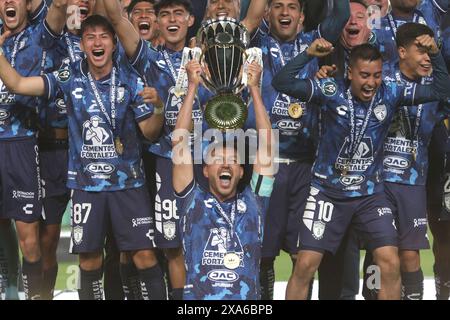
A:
0;0;449;301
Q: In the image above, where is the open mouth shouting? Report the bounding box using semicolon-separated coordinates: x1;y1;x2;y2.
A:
345;27;361;39
279;18;292;29
5;7;16;18
167;25;180;34
92;49;105;57
218;170;232;189
79;5;89;20
91;49;106;63
138;21;151;35
361;86;376;100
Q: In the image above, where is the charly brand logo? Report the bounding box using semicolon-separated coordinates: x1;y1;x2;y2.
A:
0;109;9;120
56;98;67;110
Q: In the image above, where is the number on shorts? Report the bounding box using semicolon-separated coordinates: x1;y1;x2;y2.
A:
162;199;179;220
73;203;92;224
317;200;334;222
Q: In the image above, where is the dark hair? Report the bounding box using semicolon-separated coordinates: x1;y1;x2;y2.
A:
396;22;434;48
80;15;117;43
127;0;156;16
154;0;194;16
268;0;304;10
349;43;382;67
350;0;368;9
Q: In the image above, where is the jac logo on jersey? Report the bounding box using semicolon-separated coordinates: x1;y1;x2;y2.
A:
384;156;410;169
0;109;9;120
86;162;115;174
276;119;301;131
207;269;239;283
339;175;365;186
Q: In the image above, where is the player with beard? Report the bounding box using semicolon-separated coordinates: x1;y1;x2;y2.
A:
374;0;449;65
173;59;275;300
273;36;450;300
243;0;349;300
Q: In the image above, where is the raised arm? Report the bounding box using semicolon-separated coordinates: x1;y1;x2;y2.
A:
93;0;107;16
241;0;268;35
172;61;201;194
45;0;68;35
0;34;45;97
30;0;44;15
248;62;275;178
319;0;350;44
103;0;140;58
272;38;334;101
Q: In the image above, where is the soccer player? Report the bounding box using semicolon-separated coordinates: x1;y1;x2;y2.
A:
272;36;450;300
0;0;50;301
376;22;450;300
0;0;69;300
103;0;212;300
245;0;349;300
172;59;275;300
315;1;373;300
126;0;160;48
374;0;449;65
0;15;167;300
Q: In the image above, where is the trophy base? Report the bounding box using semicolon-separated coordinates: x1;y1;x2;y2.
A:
205;94;247;130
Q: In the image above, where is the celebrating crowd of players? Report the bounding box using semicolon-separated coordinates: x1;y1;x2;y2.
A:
0;0;449;301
